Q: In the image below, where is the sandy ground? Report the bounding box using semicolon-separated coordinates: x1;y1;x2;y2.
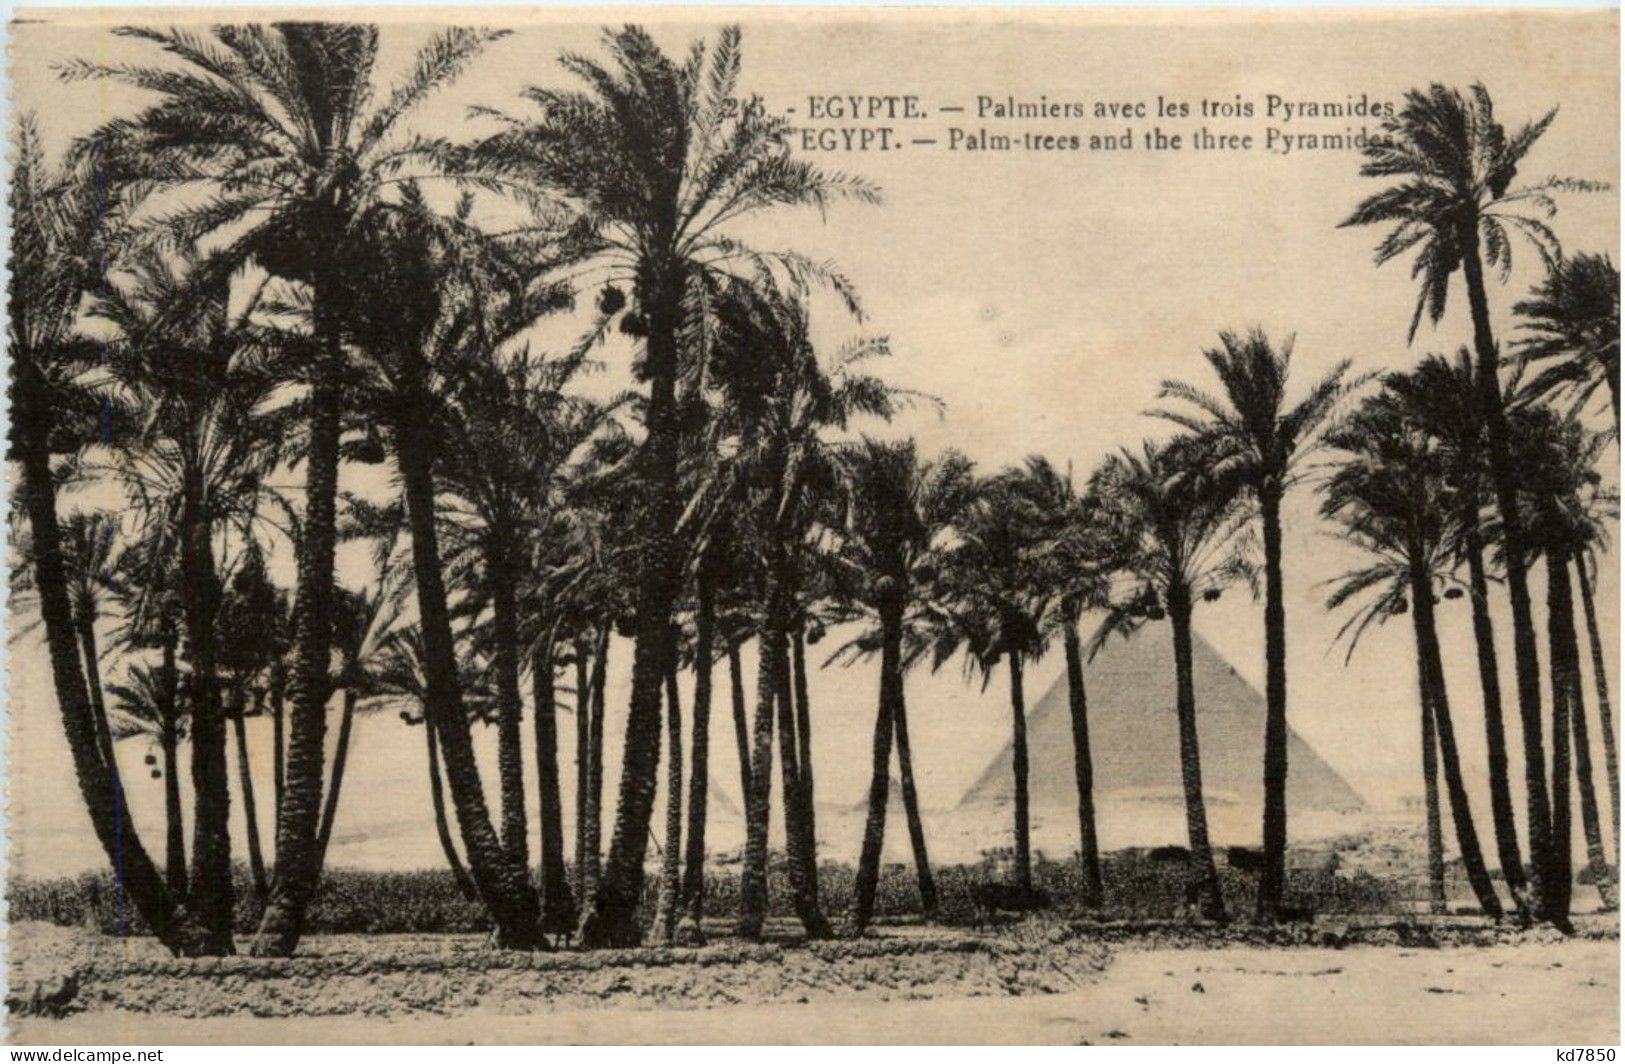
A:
13;939;1617;1045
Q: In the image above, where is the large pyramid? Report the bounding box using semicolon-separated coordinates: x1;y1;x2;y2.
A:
958;628;1365;815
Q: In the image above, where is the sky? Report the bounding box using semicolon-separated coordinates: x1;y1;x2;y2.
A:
5;6;1621;876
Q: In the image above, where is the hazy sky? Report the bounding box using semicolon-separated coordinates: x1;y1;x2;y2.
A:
6;7;1620;875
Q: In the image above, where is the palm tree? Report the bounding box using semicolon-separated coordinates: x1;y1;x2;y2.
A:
359;625;499;901
1153;328;1357;921
1322;395;1506;918
681;515;756;941
70;21;511;956
1382;352;1531;914
944;476;1057;899
104;663;189;900
438;345;616;879
998;456;1122;910
507;425;628;939
343;203;542;948
96;244;294;943
464;24;877;947
1342;83;1602;920
711;285;900;940
8;117;207;954
1090;437;1249;922
1515;253;1620;430
826;438;976;934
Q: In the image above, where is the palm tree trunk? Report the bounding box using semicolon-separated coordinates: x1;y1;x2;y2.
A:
13;364;207;956
1007;648;1033;895
1062;624;1103;910
426;718;478;901
1419;660;1448;915
160;630;186;899
1461;235;1555;920
851;600;901;937
892;681;937;920
1550;655;1575;923
532;646;573;935
254;263;343;957
649;661;684;944
1547;552;1584;923
581;271;687;950
679;574;715;940
180;472;234;953
792;630;818;847
231;693;268;900
1257;490;1290;924
314;688;356;875
271;664;286;815
1464;520;1531;913
729;642;752;816
775;631;830;938
1575;561;1619;847
573;637;592;897
587;625;608;893
396;382;541;950
740;614;780;940
490;559;529;871
1169;590;1225;921
1412;562;1504;918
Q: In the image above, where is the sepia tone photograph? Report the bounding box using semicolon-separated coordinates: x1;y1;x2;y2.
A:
1;3;1620;1046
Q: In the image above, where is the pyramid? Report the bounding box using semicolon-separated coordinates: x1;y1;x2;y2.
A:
958;628;1365;815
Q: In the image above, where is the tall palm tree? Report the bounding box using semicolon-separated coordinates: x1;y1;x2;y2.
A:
1342;82;1602;920
1511;407;1617;914
675;561;719;945
826;438;975;935
1382;352;1531;913
70;21;511;955
1322;395;1506;918
343;202;542;948
464;24;877;946
1153;328;1356;921
96;244;293;943
1090;437;1249;922
1515;253;1620;431
8;117;208;954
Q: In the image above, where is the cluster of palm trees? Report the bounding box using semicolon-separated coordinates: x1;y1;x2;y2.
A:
8;20;1617;960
